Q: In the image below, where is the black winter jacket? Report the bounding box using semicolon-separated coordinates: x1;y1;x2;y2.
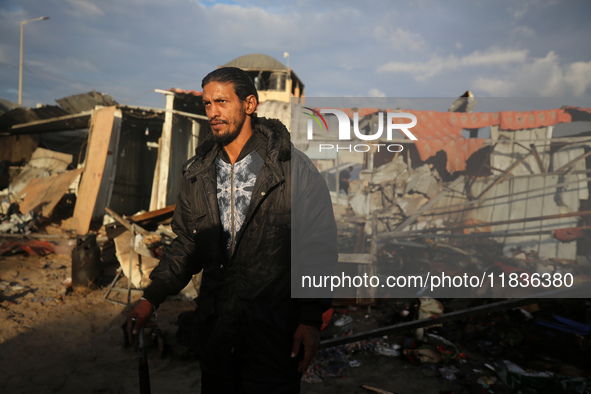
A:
143;117;337;340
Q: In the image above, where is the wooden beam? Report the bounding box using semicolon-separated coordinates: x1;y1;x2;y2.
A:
105;207;149;236
149;137;162;211
71;107;116;235
131;204;175;222
530;144;546;173
156;94;174;209
1;111;92;136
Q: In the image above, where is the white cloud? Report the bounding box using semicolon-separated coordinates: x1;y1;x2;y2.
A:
508;0;559;20
473;51;591;97
462;49;528;67
377;48;528;81
511;25;536;38
374;26;427;52
368;88;386;97
64;0;105;17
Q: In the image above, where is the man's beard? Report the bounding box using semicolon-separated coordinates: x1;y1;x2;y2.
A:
212;112;247;146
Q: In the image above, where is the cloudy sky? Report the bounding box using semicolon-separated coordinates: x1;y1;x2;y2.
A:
1;0;590;108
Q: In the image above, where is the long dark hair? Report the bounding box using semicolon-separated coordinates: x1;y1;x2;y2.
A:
201;67;259;105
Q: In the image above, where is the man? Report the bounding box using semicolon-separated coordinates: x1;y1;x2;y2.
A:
127;67;337;393
339;166;353;194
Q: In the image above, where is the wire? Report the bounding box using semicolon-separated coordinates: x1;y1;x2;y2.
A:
118;89;156;105
23;63;88;92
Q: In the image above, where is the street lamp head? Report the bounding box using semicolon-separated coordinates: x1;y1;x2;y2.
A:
22;16;50;25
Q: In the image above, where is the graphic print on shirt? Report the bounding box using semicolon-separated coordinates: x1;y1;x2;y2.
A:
216;151;264;259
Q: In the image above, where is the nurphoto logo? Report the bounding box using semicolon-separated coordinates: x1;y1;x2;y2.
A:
304;108;418;153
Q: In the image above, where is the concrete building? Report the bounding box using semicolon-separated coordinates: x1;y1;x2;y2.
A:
223;54;305;104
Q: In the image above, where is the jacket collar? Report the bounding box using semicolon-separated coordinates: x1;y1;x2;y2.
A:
183;116;292;181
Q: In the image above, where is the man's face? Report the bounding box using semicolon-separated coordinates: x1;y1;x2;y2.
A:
202;81;248;145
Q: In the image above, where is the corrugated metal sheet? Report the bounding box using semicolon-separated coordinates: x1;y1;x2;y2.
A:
490;126;551;176
424;165;588;260
108;110;163;216
0;91;116;131
55;91;117;114
0;105;69;130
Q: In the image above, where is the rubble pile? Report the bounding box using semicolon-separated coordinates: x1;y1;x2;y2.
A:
341;156;441;237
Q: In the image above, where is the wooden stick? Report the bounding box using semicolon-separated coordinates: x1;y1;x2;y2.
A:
530;144;546;173
361;385;394;394
105;207;149;235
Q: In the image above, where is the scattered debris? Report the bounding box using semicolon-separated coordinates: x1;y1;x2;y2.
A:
0;239;54;255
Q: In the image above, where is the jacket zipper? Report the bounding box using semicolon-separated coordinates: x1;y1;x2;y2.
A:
230;163;235;256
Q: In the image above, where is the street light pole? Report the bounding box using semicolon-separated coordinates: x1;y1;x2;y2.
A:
18;16;49;106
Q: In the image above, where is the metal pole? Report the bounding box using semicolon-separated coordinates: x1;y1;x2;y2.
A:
18;22;23;105
18;16;49;106
128;224;135;306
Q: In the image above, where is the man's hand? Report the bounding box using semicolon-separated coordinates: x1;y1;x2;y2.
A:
291;324;320;373
126;298;154;345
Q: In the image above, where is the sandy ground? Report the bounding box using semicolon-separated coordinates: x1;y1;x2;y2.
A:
0;253;198;393
1;252;588;394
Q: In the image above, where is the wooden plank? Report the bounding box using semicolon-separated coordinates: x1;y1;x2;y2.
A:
2;111;92;136
105;207;149;235
156;94;174;209
91;109;121;221
71;106;117;235
18;168;82;217
149;137;162;211
530;144;546;173
131;204;175;222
